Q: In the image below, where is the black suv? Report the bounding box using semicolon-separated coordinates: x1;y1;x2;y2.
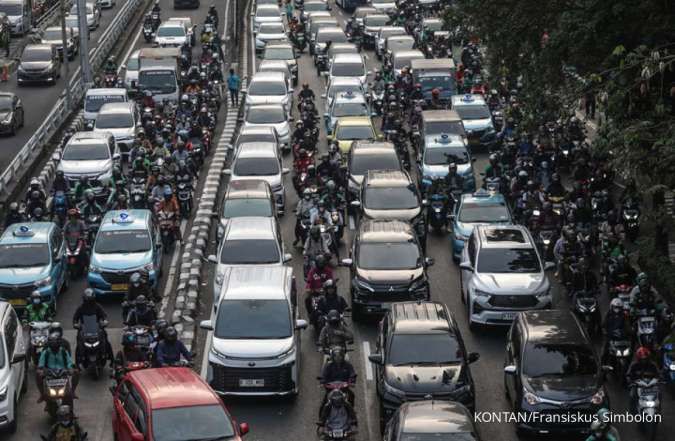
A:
342;220;432;321
369;301;480;430
504;309;610;436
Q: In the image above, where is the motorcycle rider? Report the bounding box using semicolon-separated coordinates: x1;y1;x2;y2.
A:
298;82;315;102
317;279;348;316
546;173;567;198
113;331;149;381
37;333;78;403
629;273;663;317
172;139;190;164
81;190;103;220
49;322;72;355
52;170;70;194
26;189;47;218
44;405;84;441
64;208;88;260
110;166;127;189
601;297;631;364
625;346;660;398
568;257;598;293
126;271;152;302
125;295;157;327
4;202;25;228
305;254;333;293
320;346;356;404
24;291;52;323
294;188;316;246
607;254;636;288
310;200;332;226
318;310;353;352
155;326;192;367
72;289;114;366
158;188;182;238
103;56;117;75
585;419;618;441
151;0;160;15
444;163;464;212
304;226;331;270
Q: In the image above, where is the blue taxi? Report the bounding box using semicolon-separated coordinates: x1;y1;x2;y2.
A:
88;210;162;297
0;223;67;308
418;133;476;193
324;91;371;135
451;189;513;260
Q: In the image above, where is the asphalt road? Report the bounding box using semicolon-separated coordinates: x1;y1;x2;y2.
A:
0;0;229;439
195;2;675;441
0;1;127;173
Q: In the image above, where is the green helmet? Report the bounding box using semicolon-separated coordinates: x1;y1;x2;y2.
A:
636;272;649;286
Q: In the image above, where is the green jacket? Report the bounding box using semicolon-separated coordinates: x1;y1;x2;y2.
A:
24;303;51;322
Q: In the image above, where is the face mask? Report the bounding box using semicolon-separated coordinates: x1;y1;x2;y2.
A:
32;299;40;305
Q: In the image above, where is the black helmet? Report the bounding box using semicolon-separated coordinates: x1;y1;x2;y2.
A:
83;288;95;304
155;319;168;335
323;278;337;295
328;389;345;407
327;309;340;324
49;322;63;337
48;333;61;351
135;295;148;310
551;173;561;183
130;272;142;287
315;254;327;268
56;405;73;426
165;326;178;342
56;170;65;178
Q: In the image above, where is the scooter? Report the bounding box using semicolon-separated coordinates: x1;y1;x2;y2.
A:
143;23;154;42
427;191;448;233
571;290;601;336
630;377;662;441
158;211;177;252
130;177;147;209
634;308;658;350
42;368;74;419
177;181;193;218
75;315;109;380
28;321;52;366
65;234;86;279
606;329;631;384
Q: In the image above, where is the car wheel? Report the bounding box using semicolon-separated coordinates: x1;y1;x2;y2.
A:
467;302;478;332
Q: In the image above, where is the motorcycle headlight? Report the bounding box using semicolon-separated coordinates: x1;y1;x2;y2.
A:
383;381;406;401
669;363;675;371
640;399;657;408
0;386;7;402
590;389;605;405
622;348;631;357
354;278;374;292
524;391;540;405
35;276;52;287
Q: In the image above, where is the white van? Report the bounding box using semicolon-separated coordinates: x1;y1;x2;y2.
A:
0;0;30;36
83;88;129;128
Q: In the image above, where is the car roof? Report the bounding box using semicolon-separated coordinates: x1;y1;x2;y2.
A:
222;266;290;300
100;210;151;231
98;102;135;114
352;140;396;154
424;133;466;149
334;91;367;103
365;14;389;21
236;142;278;159
317;26;344;35
68;131;111;144
452;94;487;107
265;42;293;50
354;6;376;14
251;71;286;82
378;26;405;33
422;109;461;122
388;35;415;44
359;220;414;242
401;401;474;434
225;179;272;199
329;43;358;52
24;44;53;51
224;217;276;240
423;18;443;25
411;58;456;70
332;53;363;63
366;170;412;187
460;189;506;205
520;310;588;345
129;367;220;409
160;20;185;27
476;225;532;249
86;88;127;96
390;302;453;334
393;49;424;58
258;59;290;71
1;223;54;244
256;4;280;10
336;116;372;126
238;125;277;136
329;77;362;87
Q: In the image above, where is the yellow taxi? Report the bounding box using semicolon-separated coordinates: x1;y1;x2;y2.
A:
327;116;380;154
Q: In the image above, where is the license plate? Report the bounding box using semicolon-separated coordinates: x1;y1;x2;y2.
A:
8;298;26;306
502;312;517;321
111;283;128;292
239;379;264;387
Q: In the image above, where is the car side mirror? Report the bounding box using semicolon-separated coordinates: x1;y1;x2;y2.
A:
468;352;480;364
544;261;556;271
368;353;384;365
424;257;434;266
199;320;214;331
323;112;329;118
121;64;127;70
282;167;290;175
207;254;218;264
239;423;250;436
340;258;353;266
503;365;516;375
350;200;361;207
223;169;232;175
459;262;473;271
283;253;292;263
601;365;614;372
295;319;308;330
12;353;26;364
112;153;121;161
52;152;61;161
421;199;429;206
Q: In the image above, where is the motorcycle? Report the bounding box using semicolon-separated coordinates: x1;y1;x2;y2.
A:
634;309;658;350
52;191;68;226
28;321;52;366
75;315;109;380
177;181;193;218
158;210;177;252
143;23;154;42
607;329;631;384
370;89;384;116
130;177;147;209
630;377;662;440
662;343;675;392
128;325;155;360
622;200;640;241
85;214;101;247
65;233;86;279
571;290;600;336
103;73;117;88
317;388;357;440
426;187;448;233
42;368;74;419
537;229;556;263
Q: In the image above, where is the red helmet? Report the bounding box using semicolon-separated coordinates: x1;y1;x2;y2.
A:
636;346;651;361
432;88;440;97
67;208;79;218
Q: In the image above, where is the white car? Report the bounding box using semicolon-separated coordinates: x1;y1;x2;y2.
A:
253;5;282;34
57;131;120;195
255;22;288;53
369;0;396;13
327;53;368;88
122;49;140;87
375;26;406;58
69;2;101;30
242;104;291;153
154;20;190;47
258;59;293;91
64;15;87;40
245;71;292;113
0;302;26;433
92;102;139;157
97;0;116;8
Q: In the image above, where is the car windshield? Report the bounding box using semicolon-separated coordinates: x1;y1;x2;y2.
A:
336;125;374;140
332;63;365;77
364;186;418;210
94;230;151;253
42;29;63;40
237;134;275;145
455;105;491;120
371;0;392;4
0;244;50;268
260;23;284;33
394;55;422;70
402;434;475;441
63;143;109;161
424;121;464;136
95;112;133;129
365;16;389;26
318;31;348;43
234;157;279;176
22;48;51;62
85;94;126;113
424;147;469;165
249;81;286;96
126;56;139;71
257;8;280;17
220;239;280;264
0;4;21;15
215;299;292;339
157;26;185;37
138;70;177;94
458;201;510;223
0;96;12;111
389;334;461;366
247;107;285;124
351;153;399;175
523;344;598;378
425;21;444;31
223;199;273;218
305;3;325;11
358;242;419;270
334;102;368;117
152;405;235;441
419;75;454;92
264;47;294;60
476;248;540;273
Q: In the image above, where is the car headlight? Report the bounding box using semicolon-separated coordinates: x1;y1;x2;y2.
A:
215;271;224;286
35;276;52;287
89;263;102;273
354;278;374;292
210;345;231;361
383;381;406;400
98;169;112;182
275;346;296;359
590;389;605;405
143;263;154;272
85;341;100;348
524;391;540;405
0;386;7;402
408;277;427;292
669;363;675;371
473;289;490;298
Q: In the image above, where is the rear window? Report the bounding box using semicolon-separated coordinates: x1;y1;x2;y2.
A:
249;80;286;96
22;47;51;62
350;153;399;175
94;230;151;254
358;242;419;270
476;248;540;273
220;239;279;264
424;120;464;137
85;94;126;113
332;62;365;77
455;105;491;120
523;344;597;378
0;244;50;268
458;202;510;223
152;405;235;441
388;334;462;366
257;7;280;17
317;31;348;43
95;112;133;129
223;199;273;218
246;107;285;124
364;186;418;210
63;142;109;161
234;157;279;176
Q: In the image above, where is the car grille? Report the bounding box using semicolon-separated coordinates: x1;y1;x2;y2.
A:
211;364;294;393
488;295;539;308
101;271;134;285
0;283;34;299
367;283;414;303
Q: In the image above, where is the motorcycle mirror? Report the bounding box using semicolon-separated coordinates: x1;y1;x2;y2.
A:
468;352;480;364
199;320;214;331
472;157;477;162
52;151;61;161
295;319;308;330
544;261;556;271
222;169;232;175
421;199;429;206
282;167;290;174
112;153;121;161
503;365;516;375
601;365;614;372
121;64;126;70
368;353;384;365
424;257;435;266
349;200;360;207
320;93;326;99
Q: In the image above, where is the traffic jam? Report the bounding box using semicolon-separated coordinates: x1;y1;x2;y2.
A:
0;0;673;440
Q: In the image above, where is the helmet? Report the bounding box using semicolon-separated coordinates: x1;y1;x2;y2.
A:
33;207;44;218
56;170;64;178
518;170;528;179
310;226;321;239
635;346;650;361
326;180;336;191
56;405;73;427
303;188;312;199
30;177;40;188
328;389;345;407
30;290;42;305
130;272;142;287
49;322;63;337
8;202;18;212
323;278;337;295
302;82;309;89
48;333;61;351
164;188;173;199
432;88;440;97
327;309;340;324
31;190;41;200
315;254;327;268
551;173;561;183
331;346;345;364
83;288;95;304
67;208;78;218
122;331;136;347
108;55;116;63
448;163;457;172
616;254;626;266
155;319;168;335
164;326;178;342
610;297;623;312
636;272;649;288
135;295;148;310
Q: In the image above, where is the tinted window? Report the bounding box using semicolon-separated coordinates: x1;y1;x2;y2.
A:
95;112;133;129
317;31;348;43
63;143;110;161
223;199;273;218
424;121;464;136
259;23;285;33
138;71;177;95
237;134;276;145
394;55;421;70
0;244;50;268
152;405;235;441
332;63;365;77
22;47;52;62
336;125;374;140
126;56;139;71
246;107;285;124
523;344;598;377
458;202;510;223
215;299;292;339
85;94;126;113
424;146;469;165
476;248;540;273
0;4;21;15
351;153;399;175
364;16;389;26
234;157;279;176
257;8;280;17
455;105;491;120
364;186;418;210
157;26;185;37
249;81;286;96
358;242;419;270
0;96;13;111
94;230;151;254
388;334;462;365
220;239;280;264
418;75;455;92
264;47;294;60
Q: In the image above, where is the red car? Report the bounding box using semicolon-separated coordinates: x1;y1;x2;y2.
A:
112;367;249;441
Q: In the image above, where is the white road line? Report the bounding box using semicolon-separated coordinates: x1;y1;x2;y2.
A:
348;215;355;231
362;341;373;381
160;219;187;317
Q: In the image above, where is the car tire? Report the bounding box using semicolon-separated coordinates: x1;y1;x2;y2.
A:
467;303;478;332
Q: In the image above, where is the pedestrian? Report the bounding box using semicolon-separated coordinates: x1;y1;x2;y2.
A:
227;68;240;106
284;0;293;19
584;87;596;120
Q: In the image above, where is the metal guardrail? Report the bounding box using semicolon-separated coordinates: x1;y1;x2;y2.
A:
0;0;145;200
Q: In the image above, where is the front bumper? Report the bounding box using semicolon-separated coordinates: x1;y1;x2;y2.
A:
352;284;428;316
206;355;299;396
17;70;56;84
88;268;158;297
468;293;552;326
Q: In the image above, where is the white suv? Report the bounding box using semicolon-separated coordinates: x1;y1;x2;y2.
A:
57;131;120;195
201;266;307;397
0;302;26;433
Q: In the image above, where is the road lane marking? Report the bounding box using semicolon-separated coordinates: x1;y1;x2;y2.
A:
159;219;187;318
348;215;355;231
362;341;373;381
